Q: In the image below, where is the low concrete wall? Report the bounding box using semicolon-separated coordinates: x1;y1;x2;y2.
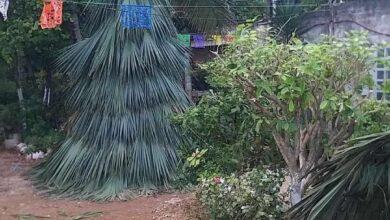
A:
299;0;390;43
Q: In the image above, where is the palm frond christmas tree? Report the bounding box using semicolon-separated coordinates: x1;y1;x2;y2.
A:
32;0;192;200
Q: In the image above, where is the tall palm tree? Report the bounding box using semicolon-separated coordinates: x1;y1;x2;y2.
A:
288;131;390;220
32;0;232;200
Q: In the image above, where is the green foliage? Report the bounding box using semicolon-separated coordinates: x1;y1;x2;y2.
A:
205;28;375;144
171;0;234;33
271;0;327;41
201;27;385;205
0;69;20;137
10;72;67;151
0;64;68;148
0;62;20;138
24;130;65;154
197;168;285;219
288;132;390;220
23;95;65;153
186;148;208;167
0;0;71;145
174;90;281;185
354;100;390;137
232;0;267;21
0;0;70;64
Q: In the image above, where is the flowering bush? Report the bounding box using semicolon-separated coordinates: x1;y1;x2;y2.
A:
197;168;285;219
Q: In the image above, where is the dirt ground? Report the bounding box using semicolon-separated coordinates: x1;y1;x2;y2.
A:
0;150;207;220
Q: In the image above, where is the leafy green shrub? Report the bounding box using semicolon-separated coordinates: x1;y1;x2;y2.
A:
354;100;390;137
197;168;285;220
173;91;281;185
200;26;386;204
24;129;64;153
21;77;67;153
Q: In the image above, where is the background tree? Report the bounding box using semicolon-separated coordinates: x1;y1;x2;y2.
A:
271;0;327;41
232;0;268;21
0;0;71;149
203;28;378;204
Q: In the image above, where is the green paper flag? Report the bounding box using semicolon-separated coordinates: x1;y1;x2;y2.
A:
177;34;191;47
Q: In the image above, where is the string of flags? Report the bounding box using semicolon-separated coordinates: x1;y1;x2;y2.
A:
178;34;235;48
2;1;236;47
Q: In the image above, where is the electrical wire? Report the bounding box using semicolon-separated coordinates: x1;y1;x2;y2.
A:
79;6;315;23
63;0;328;23
61;0;328;8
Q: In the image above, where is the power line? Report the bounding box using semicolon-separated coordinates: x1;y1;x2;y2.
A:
59;1;330;22
74;5;318;23
61;0;328;8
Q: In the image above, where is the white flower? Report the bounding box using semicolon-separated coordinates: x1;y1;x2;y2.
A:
241;205;250;210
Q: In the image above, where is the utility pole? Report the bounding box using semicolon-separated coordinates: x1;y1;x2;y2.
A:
184;67;192;101
267;0;273;18
329;0;335;36
267;0;277;18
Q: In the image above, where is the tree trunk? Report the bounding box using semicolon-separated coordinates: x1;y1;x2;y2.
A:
290;174;303;205
184;72;192;101
70;4;82;42
16;50;27;131
43;70;52;106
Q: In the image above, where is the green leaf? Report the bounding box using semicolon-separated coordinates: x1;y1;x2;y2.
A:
281;87;289;96
320;101;329;110
255;119;263;133
288;101;295;112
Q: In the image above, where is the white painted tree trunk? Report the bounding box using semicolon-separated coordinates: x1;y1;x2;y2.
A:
290;174;303;205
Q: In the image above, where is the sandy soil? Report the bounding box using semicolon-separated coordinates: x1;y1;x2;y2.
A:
0;150;206;220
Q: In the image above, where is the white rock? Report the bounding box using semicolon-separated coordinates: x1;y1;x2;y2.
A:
16;143;28;153
32;151;45;160
26;151;45;160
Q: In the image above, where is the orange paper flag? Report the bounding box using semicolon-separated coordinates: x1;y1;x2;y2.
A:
40;0;63;29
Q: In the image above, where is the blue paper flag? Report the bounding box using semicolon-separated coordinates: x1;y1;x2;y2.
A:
121;4;152;29
192;34;205;48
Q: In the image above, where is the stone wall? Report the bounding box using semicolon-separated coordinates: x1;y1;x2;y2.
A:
299;0;390;43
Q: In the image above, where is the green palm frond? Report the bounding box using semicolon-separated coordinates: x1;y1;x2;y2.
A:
271;0;326;40
170;0;234;33
31;0;191;200
288;131;390;220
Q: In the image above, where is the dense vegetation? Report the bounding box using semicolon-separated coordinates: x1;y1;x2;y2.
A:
175;24;390;217
1;0;389;218
0;0;71;150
